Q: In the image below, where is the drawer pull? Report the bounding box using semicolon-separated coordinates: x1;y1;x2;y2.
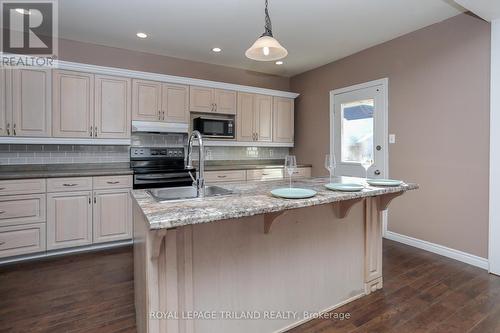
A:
106;181;120;184
0;241;5;246
262;173;270;176
0;210;5;214
62;183;78;187
0;187;5;190
217;175;227;178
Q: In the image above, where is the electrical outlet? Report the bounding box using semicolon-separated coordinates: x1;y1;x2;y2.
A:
389;134;396;144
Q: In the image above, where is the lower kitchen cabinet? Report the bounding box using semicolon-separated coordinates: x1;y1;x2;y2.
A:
47;191;93;250
0;223;46;259
93;189;132;243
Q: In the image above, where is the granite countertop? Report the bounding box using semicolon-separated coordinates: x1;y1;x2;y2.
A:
0;163;133;180
132;176;418;230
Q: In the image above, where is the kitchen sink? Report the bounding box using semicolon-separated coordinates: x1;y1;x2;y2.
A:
147;185;233;202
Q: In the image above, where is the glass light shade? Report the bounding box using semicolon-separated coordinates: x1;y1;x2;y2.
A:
245;35;288;61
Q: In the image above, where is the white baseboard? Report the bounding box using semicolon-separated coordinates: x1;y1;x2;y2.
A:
385;231;489;270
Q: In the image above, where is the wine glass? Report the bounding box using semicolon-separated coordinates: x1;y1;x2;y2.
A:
285;155;297;190
361;155;374;179
324;154;336;184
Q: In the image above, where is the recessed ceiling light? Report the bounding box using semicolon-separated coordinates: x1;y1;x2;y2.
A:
275;61;284;65
15;8;30;15
136;32;148;39
212;47;222;53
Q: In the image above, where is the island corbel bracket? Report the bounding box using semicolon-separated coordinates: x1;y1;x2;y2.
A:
377;191;404;211
332;197;364;219
264;211;285;234
151;229;167;259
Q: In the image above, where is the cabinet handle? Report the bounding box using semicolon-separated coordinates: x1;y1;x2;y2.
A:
159;110;162;120
90;126;93;137
162;110;165;120
217;175;227;178
0;187;5;190
94;196;96;204
262;173;270;176
0;241;5;246
6;123;10;136
62;183;78;187
89;197;91;204
0;210;5;214
214;103;217;112
94;126;97;137
13;123;16;136
106;181;120;184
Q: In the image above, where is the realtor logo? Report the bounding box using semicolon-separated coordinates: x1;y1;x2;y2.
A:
1;0;57;67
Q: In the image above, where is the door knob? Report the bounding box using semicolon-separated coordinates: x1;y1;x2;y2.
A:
376;145;382;151
374;170;381;176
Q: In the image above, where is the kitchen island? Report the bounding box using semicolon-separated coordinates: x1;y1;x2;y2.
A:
132;177;418;333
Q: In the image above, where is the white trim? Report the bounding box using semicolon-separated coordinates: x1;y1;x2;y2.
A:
385;231;489;270
490;20;500;275
0;137;131;145
273;292;366;333
202;140;293;148
0;239;133;266
53;59;299;99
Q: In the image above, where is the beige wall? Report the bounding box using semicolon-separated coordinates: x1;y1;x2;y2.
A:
58;38;290;91
290;13;491;258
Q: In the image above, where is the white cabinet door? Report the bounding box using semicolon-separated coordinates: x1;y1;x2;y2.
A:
255;94;273;142
162;84;189;123
95;75;131;139
273;97;294;143
47;191;93;250
93;189;132;243
0;69;8;136
237;92;255;142
53;70;94;138
214;89;237;115
132;79;162;121
11;68;51;137
189;86;215;112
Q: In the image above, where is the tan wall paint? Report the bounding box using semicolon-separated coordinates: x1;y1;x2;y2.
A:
58;39;290;91
290;14;491;258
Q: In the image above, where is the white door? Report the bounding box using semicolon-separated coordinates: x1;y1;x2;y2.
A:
331;79;388;179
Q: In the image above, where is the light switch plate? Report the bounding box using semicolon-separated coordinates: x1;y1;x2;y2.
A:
389;134;396;144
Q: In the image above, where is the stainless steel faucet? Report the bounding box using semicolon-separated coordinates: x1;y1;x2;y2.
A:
186;130;205;197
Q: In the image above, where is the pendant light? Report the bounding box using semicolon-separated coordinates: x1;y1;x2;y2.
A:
245;0;288;61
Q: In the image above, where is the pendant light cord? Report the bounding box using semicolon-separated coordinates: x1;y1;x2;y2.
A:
262;0;273;37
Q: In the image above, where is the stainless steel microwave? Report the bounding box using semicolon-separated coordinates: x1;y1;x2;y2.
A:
192;117;235;139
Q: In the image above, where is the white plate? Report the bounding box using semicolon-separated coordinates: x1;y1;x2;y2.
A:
366;179;403;187
325;183;364;192
270;188;317;199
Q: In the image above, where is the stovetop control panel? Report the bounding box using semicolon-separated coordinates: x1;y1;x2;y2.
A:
131;147;185;159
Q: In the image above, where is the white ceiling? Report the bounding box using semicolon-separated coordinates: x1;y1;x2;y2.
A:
454;0;500;21
58;0;465;77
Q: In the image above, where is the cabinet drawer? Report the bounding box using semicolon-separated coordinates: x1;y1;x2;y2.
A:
0;194;46;227
93;175;132;190
246;168;283;181
47;177;92;192
291;167;312;178
0;179;46;196
0;223;46;258
205;170;246;183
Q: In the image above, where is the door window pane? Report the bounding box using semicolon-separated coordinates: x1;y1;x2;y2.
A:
341;99;374;163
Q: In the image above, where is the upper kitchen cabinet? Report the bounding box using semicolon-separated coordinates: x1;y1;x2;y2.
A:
132;79;162;121
161;84;189;123
0;68;51;137
0;69;7;136
132;79;188;123
273;97;294;143
95;75;131;138
190;86;236;114
53;70;94;138
237;92;272;142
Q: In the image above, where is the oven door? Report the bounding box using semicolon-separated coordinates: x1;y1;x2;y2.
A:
193;117;234;138
133;170;195;189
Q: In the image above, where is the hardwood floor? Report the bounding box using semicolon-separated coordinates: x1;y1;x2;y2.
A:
0;240;499;333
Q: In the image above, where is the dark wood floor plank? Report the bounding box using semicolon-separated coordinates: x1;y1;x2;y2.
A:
1;240;499;333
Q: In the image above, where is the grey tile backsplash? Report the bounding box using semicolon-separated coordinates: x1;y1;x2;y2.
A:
0;133;290;165
0;144;130;165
